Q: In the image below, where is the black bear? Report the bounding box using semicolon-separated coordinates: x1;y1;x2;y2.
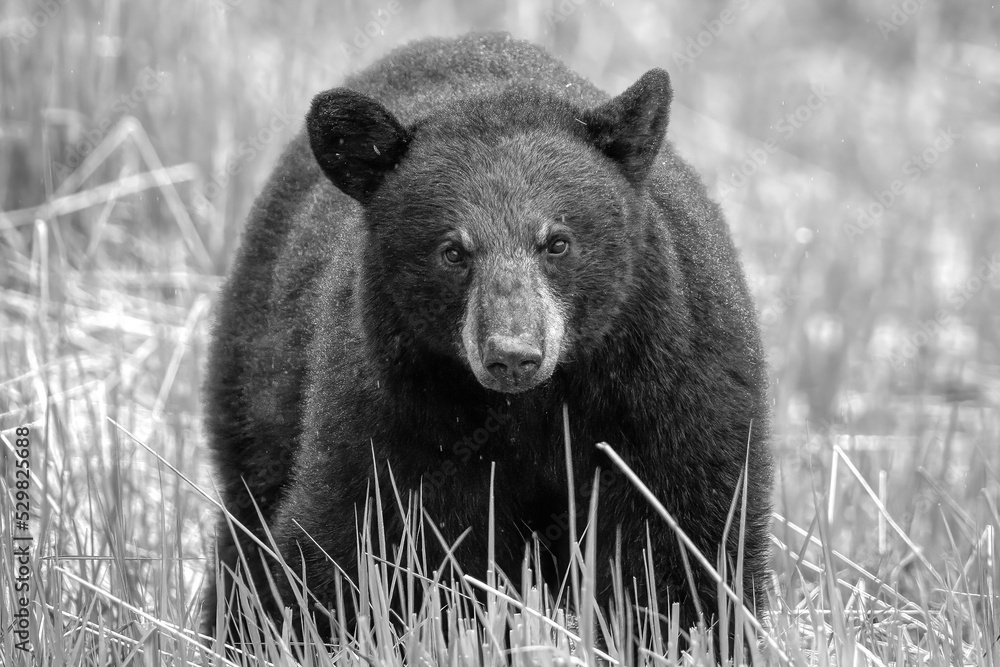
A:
202;31;772;652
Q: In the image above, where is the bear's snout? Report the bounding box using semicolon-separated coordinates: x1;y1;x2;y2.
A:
461;263;565;394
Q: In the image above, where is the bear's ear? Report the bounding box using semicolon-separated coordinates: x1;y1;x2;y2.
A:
580;68;672;185
307;88;411;204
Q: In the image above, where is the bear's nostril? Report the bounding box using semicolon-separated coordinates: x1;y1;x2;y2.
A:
487;361;509;375
484;336;543;384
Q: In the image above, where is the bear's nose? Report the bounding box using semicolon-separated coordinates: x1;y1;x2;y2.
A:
484;335;543;385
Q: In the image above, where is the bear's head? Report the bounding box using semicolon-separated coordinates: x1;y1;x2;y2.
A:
307;69;672;394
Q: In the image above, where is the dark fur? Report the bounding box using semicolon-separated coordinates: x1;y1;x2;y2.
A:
203;32;772;648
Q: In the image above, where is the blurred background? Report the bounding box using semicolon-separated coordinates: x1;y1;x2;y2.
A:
1;0;998;610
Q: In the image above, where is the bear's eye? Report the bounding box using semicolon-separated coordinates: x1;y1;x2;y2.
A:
547;238;570;256
442;246;465;265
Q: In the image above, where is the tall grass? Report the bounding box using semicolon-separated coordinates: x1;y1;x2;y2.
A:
1;0;998;664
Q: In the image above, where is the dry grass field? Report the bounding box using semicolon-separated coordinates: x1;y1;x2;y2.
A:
1;0;998;664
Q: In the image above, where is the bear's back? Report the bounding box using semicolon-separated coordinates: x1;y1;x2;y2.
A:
343;32;607;123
